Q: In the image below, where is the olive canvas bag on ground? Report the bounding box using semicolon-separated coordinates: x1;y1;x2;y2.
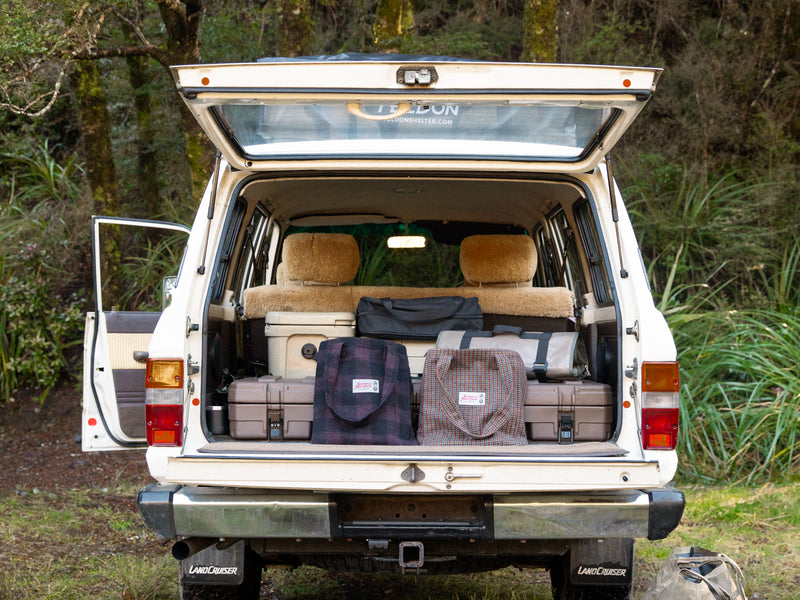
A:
641;547;747;600
311;337;417;445
417;348;527;446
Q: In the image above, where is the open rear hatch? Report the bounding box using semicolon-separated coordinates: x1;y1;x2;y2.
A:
171;60;661;173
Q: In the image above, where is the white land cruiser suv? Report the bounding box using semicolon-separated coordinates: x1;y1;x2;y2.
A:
82;56;684;599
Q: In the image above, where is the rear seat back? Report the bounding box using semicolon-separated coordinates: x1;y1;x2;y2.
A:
243;233;575;325
247;233;357;314
459;234;536;287
279;232;360;286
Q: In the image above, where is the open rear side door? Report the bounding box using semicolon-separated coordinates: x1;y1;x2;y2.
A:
82;216;190;451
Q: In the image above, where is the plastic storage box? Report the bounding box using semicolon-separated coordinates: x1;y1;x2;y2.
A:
228;376;314;440
524;380;613;443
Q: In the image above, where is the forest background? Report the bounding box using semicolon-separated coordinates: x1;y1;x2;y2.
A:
0;0;798;485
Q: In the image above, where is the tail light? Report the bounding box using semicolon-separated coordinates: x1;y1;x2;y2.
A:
145;358;184;447
641;361;679;450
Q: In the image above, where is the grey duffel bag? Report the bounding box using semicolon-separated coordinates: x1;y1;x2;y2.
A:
436;325;588;381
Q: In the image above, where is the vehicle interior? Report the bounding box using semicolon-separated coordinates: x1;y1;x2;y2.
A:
201;173;622;453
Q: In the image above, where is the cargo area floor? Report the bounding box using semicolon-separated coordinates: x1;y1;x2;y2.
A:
196;440;628;457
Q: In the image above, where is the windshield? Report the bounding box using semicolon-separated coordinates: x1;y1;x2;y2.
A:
213;100;616;161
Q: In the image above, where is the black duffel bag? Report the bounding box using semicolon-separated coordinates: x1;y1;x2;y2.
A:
357;296;483;340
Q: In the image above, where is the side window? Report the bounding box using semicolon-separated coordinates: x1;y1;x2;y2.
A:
534;225;559;287
211;198;247;301
96;218;189;312
534;209;587;305
548;208;586;302
574;201;613;306
233;205;279;298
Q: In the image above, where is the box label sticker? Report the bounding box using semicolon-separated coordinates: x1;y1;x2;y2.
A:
353;379;380;394
458;392;485;406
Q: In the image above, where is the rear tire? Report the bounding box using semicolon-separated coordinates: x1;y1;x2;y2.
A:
550;580;633;600
179;547;262;600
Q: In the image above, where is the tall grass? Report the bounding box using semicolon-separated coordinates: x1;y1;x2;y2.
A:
109;229;188;312
758;241;800;310
673;309;800;483
0;141;87;403
624;160;800;483
624;159;779;310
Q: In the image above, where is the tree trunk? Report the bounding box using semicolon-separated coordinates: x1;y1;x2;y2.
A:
374;0;413;51
522;0;558;62
126;52;161;217
154;0;214;195
69;59;121;300
277;0;314;57
70;61;118;217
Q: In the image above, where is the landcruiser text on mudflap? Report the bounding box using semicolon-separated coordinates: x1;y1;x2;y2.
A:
82;56;684;600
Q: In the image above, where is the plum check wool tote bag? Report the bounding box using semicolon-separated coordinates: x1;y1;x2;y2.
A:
417;348;527;445
311;337;417;445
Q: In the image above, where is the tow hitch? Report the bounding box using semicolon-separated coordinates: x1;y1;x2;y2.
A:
398;541;424;573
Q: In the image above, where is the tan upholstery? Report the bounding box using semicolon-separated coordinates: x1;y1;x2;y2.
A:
459;235;537;286
243;284;574;320
243;232;574;321
281;233;359;285
275;262;291;285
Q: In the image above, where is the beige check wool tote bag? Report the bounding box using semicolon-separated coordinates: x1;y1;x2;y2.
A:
417;348;527;445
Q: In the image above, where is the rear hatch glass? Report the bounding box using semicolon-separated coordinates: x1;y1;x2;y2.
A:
173;61;661;172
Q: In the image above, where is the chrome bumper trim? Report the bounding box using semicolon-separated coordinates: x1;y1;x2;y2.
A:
137;484;682;542
493;491;651;539
168;486;331;538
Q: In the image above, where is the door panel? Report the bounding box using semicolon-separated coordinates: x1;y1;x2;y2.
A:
106;311;161;437
82;217;189;451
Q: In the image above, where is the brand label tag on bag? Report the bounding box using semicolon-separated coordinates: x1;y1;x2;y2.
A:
458;392;486;406
352;379;380;394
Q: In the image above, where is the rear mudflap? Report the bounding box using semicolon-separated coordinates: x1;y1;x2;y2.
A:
179;540;246;586
567;538;634;587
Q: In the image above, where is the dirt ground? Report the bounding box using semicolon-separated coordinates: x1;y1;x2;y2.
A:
0;386;152;495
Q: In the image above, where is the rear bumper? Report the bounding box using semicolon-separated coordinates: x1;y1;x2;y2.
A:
137;484;684;542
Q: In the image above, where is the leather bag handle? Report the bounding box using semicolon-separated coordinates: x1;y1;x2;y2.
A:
322;341;395;426
377;297;467;322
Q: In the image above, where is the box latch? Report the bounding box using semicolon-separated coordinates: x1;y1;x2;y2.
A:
268;410;284;441
559;413;574;445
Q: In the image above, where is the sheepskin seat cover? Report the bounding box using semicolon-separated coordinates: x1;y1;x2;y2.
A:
459;235;537;286
282;233;359;284
242;232;575;321
243;284;575;320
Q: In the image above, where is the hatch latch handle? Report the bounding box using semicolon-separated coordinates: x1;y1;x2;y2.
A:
346;102;411;121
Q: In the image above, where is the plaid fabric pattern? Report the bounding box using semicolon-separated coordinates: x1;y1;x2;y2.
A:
417;348;527;446
311;337;417;445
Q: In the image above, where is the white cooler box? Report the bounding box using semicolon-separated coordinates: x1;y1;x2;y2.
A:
398;340;434;377
265;311;356;378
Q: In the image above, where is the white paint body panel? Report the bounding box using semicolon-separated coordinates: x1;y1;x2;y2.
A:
87;60;680;501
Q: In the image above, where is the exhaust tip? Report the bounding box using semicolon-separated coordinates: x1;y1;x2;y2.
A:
171;537;215;561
